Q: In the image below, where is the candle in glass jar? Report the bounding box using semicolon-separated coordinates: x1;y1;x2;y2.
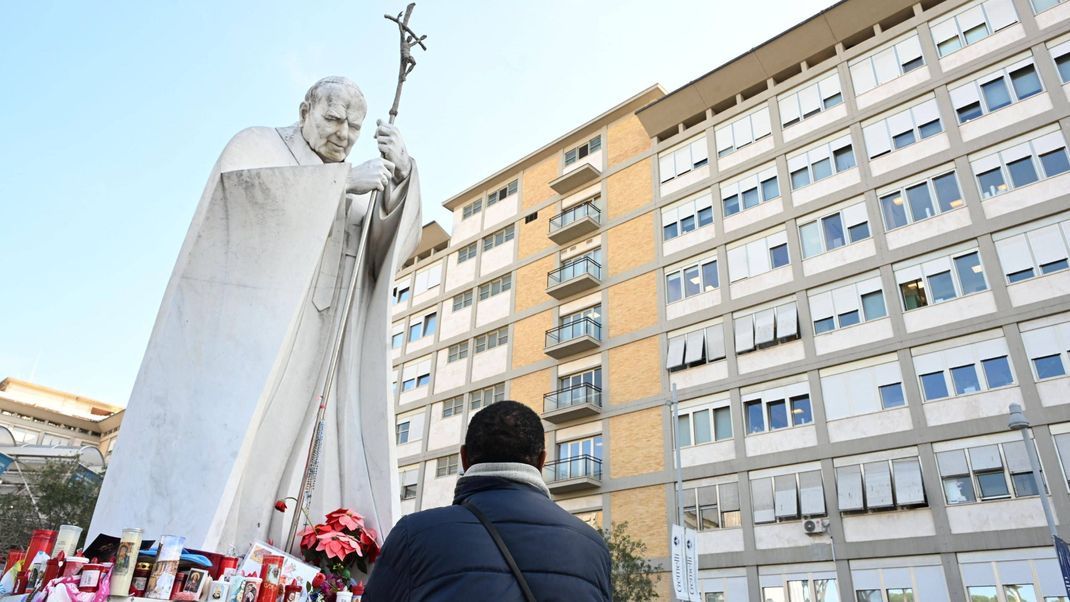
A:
109;527;143;597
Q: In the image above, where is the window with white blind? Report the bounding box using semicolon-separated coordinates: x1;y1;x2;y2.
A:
407;312;438;342
895;248;989;311
742;382;812;435
950;55;1044;123
396;420;412;444
937;440;1040;504
799;202;870;259
393;285;411;305
913;336;1016;401
400;468;418;500
659;135;710;183
436;453;460;477
662;192;714;240
1034;0;1068;12
721;164;780;217
447;342;469;363
677;404;733;447
787;134;856;190
412;263;443;295
1020;320;1070;381
667;323;727;371
565;136;601;166
457;241;478;263
681;481;741;530
879;170;965;230
714;107;772;158
1051;40;1070;83
478;273;512;300
821;359;906;421
441;395;464;418
400;357;433;391
971;129;1070;200
451;290;474;311
482;224;515;251
469;382;505;411
862;97;943;159
727;230;790;282
810;276;887;335
779;72;843;128
474;326;508;353
751;469;826;523
461;199;482;220
930;0;1019;58
486;179;518;207
836;456;927;512
734;302;800;354
666;256;718;304
994;215;1070;283
849;34;925;95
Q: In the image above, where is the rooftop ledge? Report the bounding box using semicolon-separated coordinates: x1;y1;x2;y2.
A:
549;163;601;195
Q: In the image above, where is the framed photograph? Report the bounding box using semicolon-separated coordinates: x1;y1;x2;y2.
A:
181;568;209;599
239;578;261;602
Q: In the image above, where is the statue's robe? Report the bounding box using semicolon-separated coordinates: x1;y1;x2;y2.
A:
89;125;421;553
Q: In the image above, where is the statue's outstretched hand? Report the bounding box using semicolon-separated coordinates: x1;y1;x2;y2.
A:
376;120;412;181
347;158;395;195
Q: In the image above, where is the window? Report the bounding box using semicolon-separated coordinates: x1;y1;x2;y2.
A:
849;34;925;95
799;202;870;258
554;435;603;481
452;290;474;311
565;136;601;166
555;304;602;344
809;276;886;336
666;257;718;303
862;98;943;159
1035;0;1067;11
441;396;464;418
950;56;1044;124
677;405;732;447
447;342;469;363
659;136;710;183
436;453;460;477
895;249;988;310
779;72;843;128
994;216;1070;284
787;135;855;190
457;242;478;263
721;165;780;217
1052;40;1070;83
879;170;964;230
412;263;443;295
461;199;482;220
396;421;410;444
930;0;1019;58
972;129;1070;199
469;382;505;411
1020;320;1070;381
407;312;437;342
734;302;800;354
400;469;418;500
681;482;741;530
666;323;727;371
820;359;905;420
393;286;411;304
726;231;790;281
743;389;812;435
914;338;1015;401
478;273;512;300
714;108;772;158
662;193;714;240
391;331;404;349
836;456;926;512
750;469;825;523
486;179;518;206
474;326;509;353
482;224;515;251
937;440;1039;504
400;357;432;392
555;367;603;409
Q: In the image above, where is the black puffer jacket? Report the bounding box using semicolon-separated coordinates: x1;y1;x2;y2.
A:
363;474;611;601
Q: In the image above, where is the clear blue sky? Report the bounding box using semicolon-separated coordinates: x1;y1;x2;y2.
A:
0;0;834;405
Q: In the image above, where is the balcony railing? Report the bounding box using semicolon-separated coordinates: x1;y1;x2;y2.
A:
548;200;602;243
544;454;603;484
545;317;602;348
547;256;602;296
544;382;603;413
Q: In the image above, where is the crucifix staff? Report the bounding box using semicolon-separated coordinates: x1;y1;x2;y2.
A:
285;2;427;552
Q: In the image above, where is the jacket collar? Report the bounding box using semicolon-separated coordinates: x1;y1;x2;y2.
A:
453;462;551;503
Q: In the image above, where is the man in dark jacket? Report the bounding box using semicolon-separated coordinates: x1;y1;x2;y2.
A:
363;400;612;601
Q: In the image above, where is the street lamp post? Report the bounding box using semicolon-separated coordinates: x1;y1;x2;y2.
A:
1008;403;1059;541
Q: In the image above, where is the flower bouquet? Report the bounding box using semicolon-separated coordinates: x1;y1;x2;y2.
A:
275;501;379;602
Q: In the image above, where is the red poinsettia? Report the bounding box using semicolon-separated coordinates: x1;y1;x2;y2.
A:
325;508;365;532
315;530;362;560
358;528;380;564
299;524;334;551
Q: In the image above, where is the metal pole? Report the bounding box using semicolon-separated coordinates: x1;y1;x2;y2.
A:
1022;426;1059;540
671;383;684;526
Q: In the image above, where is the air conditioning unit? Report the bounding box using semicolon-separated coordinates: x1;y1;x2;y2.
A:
803;519;828;535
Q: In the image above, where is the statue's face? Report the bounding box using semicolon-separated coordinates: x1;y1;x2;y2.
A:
300;85;367;163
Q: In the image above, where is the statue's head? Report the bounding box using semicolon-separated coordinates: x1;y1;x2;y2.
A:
299;76;367;163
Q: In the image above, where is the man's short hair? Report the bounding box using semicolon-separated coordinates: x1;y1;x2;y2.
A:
465;400;544;466
302;76;366;111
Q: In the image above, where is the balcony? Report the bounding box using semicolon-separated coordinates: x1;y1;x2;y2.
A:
544;318;602;359
548;200;601;244
544;455;602;493
543;383;602;423
546;256;602;299
549;162;601;195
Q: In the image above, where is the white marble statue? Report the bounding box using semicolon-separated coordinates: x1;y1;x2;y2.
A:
89;76;421;553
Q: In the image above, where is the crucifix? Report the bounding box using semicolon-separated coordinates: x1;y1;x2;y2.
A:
285;2;428;552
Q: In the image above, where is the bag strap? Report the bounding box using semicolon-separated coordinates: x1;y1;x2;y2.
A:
462;501;537;602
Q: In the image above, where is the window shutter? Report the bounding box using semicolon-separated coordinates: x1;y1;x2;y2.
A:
892;457;926;505
841;202;869;228
896;36;923;68
732;116;754;148
864;462;894;508
832;284;860;315
779;96;801;126
776;303;799;340
937;449;970;476
752;108;772;140
754;309;776;346
706;324;727;361
969;445;1003;471
1033;131;1067;155
809;291;835;322
773;475;799;518
886;109;915;138
949;83;981;113
690;138;709;167
720;482;740;512
674;149;692;177
798;84;822;117
734;314;755;353
659;154;675;183
751;478;775;523
984;0;1019;31
819;74;842;102
836;465;864;511
1028;225;1069;266
667;335;687;370
727;246;749;282
684;330;706;364
872;47;900;84
1002;440;1031;474
850;60;878;95
799;470;826;516
911;99;941;127
863;122;892;158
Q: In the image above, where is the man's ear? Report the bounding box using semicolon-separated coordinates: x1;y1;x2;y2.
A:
460;445;470;472
298;101;310;124
535;450;547;472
